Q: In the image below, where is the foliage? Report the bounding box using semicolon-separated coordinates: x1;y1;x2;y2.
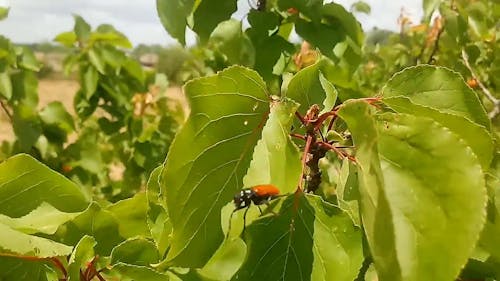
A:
1;16;182;200
0;0;499;281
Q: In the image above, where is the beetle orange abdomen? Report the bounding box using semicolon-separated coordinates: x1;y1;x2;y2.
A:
251;184;280;197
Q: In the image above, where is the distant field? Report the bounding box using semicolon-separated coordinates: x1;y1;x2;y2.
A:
0;79;186;143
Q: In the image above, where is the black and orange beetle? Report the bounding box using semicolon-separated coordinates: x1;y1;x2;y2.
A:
227;184;280;238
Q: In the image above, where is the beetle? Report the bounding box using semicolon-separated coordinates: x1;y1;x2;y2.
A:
233;184;280;210
227;184;280;238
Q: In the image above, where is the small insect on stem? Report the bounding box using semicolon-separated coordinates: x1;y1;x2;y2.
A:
226;184;280;238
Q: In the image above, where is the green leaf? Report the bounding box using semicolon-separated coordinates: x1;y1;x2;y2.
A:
67;235;96;281
351;1;371;14
383;96;494;169
107;192;149;238
0;256;58;281
209;19;255;67
110;238;159;266
423;0;441;22
156;0;194;45
82;66;98;99
243;98;301;193
235;194;363;281
55;203;123;256
88;48;106;74
339;100;487;281
336;100;402;281
11;70;38;107
161;66;269;267
12;104;42;150
199;238;246;281
91;25;132;48
146;167;171;256
40;101;75;141
322;3;364;46
277;0;322;21
191;0;237;43
0;222;72;257
73;15;91;43
295;19;344;59
123;59;145;84
0;154;89;217
0;202;81;235
54;31;77;47
112;263;169;281
286;58;338;115
19;47;41;71
382;65;491;129
478;154;500;260
0;71;12;99
0;7;9;21
375;112;486;280
247;32;294;82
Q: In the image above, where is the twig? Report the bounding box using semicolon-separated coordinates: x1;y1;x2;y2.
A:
461;49;500;119
0;99;12;122
427;23;444;64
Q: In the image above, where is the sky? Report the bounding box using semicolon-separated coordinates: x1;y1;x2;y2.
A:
0;0;422;46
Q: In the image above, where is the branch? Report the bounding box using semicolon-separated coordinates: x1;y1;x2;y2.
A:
461;49;500;119
0;99;12;122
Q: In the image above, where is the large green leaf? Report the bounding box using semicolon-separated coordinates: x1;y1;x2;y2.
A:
0;256;57;281
336;101;399;280
339;100;487;281
0;202;81;235
376;112;486;281
209;19;255;67
479;153;500;260
55;203;123;256
0;222;72;257
383;96;494;169
243;98;301;193
156;0;194;45
286;58;338;115
191;0;237;43
382;65;490;129
107;192;149;238
110;238;159;266
161;66;269;267
112;263;169;281
0;154;89;217
199;238;246;281
234;194;363;281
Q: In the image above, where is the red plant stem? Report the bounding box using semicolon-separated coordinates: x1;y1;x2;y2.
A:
51;257;68;279
295;111;306;126
317;141;357;163
290;133;306;140
297;135;313;191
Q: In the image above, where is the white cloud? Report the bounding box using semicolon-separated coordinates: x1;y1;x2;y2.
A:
0;0;423;46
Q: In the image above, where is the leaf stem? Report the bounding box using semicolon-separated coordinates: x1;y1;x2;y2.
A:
461;49;500;119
